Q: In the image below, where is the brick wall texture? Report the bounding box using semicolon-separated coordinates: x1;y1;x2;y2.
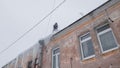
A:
2;0;120;68
42;1;120;68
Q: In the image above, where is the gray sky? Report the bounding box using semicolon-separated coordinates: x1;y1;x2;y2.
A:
0;0;108;67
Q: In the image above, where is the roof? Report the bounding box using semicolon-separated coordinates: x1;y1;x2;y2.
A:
52;0;120;39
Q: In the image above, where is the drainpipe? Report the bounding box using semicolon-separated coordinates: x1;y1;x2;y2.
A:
70;57;73;68
109;64;112;68
105;9;114;23
39;40;45;68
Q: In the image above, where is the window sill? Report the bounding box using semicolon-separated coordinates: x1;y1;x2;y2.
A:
102;46;119;54
82;55;95;61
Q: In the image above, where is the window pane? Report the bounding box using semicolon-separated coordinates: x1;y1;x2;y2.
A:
97;24;110;33
27;61;32;68
82;39;95;58
53;48;60;54
53;56;56;68
53;48;60;68
81;33;90;41
58;54;60;68
99;31;117;51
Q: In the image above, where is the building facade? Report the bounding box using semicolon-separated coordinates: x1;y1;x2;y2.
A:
2;0;120;68
2;43;43;68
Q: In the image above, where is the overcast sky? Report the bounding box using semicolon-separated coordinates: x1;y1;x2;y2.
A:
0;0;108;67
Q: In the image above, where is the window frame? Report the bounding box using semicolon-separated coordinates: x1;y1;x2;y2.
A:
52;47;60;68
80;32;95;60
96;23;118;53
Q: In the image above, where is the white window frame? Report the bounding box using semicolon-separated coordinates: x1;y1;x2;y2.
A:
52;47;60;68
80;32;95;60
97;23;118;53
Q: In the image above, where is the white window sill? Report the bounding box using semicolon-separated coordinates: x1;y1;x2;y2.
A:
82;55;95;61
102;46;119;54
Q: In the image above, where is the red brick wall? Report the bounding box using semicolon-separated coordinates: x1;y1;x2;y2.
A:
42;2;120;68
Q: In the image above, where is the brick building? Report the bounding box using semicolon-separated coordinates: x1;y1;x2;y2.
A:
2;0;120;68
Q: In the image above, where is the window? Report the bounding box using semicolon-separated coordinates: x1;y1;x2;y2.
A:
27;60;32;68
97;24;118;53
80;33;95;60
52;48;60;68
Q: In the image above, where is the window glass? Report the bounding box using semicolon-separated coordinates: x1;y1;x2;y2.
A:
81;33;90;41
58;54;60;68
97;24;118;53
53;48;60;68
80;33;95;59
97;24;110;33
53;48;60;54
99;31;117;51
27;61;32;68
82;39;95;58
53;56;56;68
